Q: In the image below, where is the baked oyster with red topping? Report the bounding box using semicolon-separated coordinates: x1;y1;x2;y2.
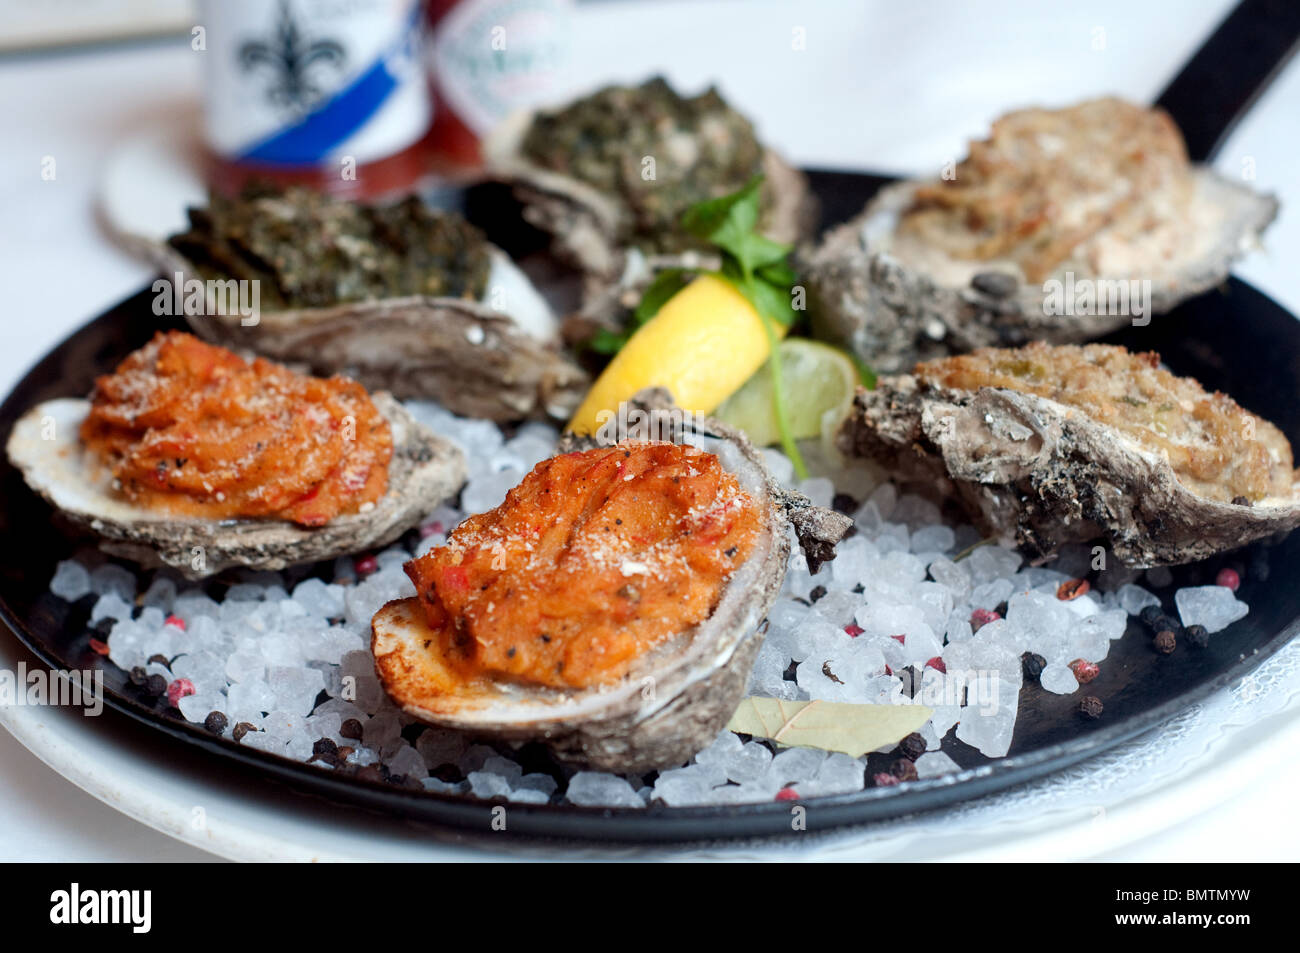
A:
372;389;850;771
6;332;465;578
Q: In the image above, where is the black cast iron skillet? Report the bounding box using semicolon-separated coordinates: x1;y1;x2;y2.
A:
0;0;1298;843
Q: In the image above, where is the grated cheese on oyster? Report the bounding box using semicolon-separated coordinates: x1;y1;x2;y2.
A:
839;342;1300;566
804;98;1278;373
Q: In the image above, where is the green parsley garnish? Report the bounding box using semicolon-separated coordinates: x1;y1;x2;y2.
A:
594;177;810;477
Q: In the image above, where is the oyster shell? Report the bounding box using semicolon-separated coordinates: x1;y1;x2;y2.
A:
6;393;466;579
483;78;816;331
804;103;1278;373
838;353;1300;567
371;388;851;772
148;188;587;422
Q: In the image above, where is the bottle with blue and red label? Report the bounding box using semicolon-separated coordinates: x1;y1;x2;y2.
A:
198;0;435;197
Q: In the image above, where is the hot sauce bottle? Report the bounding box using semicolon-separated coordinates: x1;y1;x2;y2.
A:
424;0;575;170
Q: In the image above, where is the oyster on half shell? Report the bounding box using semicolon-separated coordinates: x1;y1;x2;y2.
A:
483;78;816;335
6;393;466;579
804;99;1278;373
838;344;1300;567
150;188;588;422
371;388;851;772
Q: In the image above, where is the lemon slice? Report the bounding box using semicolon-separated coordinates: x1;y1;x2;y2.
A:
713;338;858;447
567;274;788;435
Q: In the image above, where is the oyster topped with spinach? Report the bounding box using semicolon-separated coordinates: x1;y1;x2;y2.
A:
486;76;815;278
151;185;587;422
169;185;492;309
519;77;766;255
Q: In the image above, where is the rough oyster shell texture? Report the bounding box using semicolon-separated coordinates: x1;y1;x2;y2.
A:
147;241;589;423
839;375;1300;567
804;171;1278;374
484;107;817;339
372;388;851;773
6;393;466;579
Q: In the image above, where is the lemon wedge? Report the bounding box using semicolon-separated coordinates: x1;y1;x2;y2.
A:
567;274;787;435
714;338;858;448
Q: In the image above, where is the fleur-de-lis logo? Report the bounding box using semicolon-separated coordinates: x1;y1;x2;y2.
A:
239;0;346;113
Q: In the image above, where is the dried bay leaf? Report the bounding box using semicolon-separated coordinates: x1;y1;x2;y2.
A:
726;698;932;757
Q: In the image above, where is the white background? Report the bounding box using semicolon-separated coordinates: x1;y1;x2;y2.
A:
0;0;1297;861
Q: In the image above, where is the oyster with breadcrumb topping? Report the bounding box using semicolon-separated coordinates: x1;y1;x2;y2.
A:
839;342;1300;566
805;98;1278;372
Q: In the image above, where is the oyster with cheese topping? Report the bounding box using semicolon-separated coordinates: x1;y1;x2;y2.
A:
839;342;1300;566
805;98;1278;372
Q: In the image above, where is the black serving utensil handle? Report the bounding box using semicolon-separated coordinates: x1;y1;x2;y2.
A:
1155;0;1300;162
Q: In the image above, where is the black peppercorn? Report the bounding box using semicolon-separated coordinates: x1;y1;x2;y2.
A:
203;711;228;735
832;493;858;515
897;732;927;761
144;673;167;697
129;666;147;686
340;718;364;739
1185;624;1210;649
1139;605;1164;627
1078;696;1104;719
809;585;827;603
1154;630;1176;654
1021;651;1047;682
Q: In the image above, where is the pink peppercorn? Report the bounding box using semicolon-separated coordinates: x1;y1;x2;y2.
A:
925;656;947;673
167;678;196;708
971;608;1000;630
419;521;444;539
354;554;378;576
775;787;799;802
1069;659;1100;684
873;772;900;787
844;623;863;637
1216;567;1241;591
891;634;906;644
164;614;185;631
88;638;110;656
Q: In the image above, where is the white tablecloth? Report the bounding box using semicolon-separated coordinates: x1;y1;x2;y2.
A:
1;0;1297;861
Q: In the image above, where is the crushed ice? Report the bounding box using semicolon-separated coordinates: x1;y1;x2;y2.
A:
45;402;1253;808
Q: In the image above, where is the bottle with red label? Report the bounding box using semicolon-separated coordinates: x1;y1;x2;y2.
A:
425;0;576;169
